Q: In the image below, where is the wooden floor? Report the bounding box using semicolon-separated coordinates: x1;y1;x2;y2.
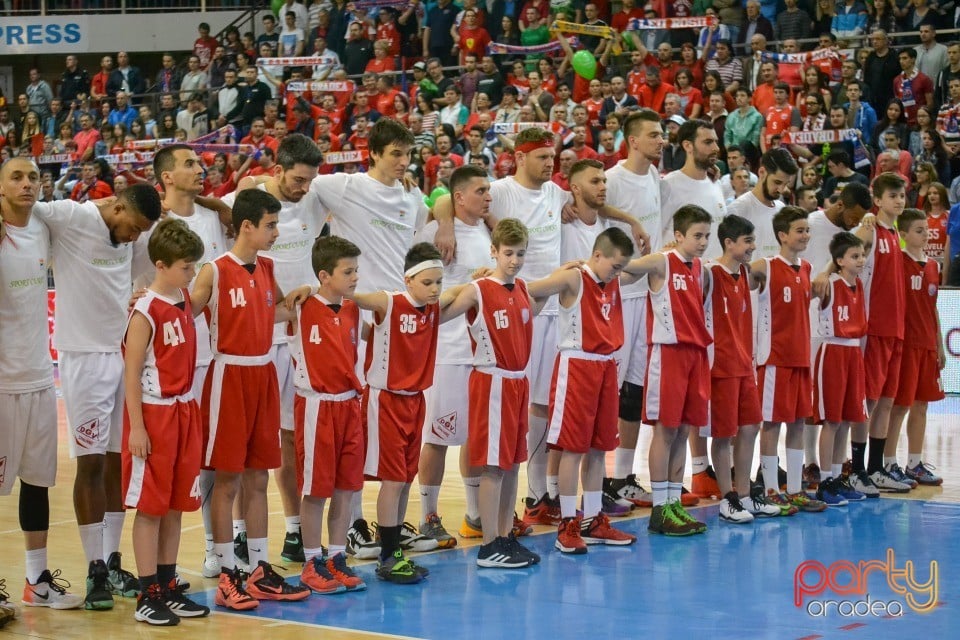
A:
2;397;958;639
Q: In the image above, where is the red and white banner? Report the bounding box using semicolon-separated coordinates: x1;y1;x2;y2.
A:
286;81;353;93
324;150;368;164
492;122;552;134
780;128;858;145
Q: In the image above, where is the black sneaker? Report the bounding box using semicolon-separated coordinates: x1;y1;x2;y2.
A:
134;584;179;626
105;552;139;597
281;530;305;563
375;551;422;584
84;560;114;611
163;579;210;618
477;537;531;569
234;532;250;568
505;533;540;564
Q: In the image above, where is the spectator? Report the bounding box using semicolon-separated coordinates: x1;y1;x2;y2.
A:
865;30;901;111
551;149;578;189
207;46;230;92
424;0;460;67
90;55;112;105
310;35;340;81
893;47;934;126
704;39;742;93
439;85;470;138
278;10;306;57
26;68;54;120
477;55;505;107
611;0;644;33
832;0;868;39
194;22;219;69
725;87;763;156
258;13;281;56
914;24;949;81
736;1;773;56
59;55;90;102
280;0;310;30
107;91;138;130
70;160;113;202
342;21;374;77
455;8;492;64
43;98;71;139
107;51;145;98
366;40;396;73
844;80;877;145
179;55;208;106
775;0;813;42
375;8;402;57
599;76;638;125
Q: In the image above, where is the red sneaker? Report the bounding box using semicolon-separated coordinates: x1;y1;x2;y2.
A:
522;494;561;527
554;517;587;554
691;467;721;499
214;569;258;610
300;557;345;595
580;513;637;546
325;554;366;592
245;561;311;601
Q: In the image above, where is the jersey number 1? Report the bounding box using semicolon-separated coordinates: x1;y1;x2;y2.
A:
162;318;186;347
493;309;510;329
229;287;247;308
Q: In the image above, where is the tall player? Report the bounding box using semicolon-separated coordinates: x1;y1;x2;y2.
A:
0;158;83;611
33;184;162;610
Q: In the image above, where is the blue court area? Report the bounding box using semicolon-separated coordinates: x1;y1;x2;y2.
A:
193;499;957;640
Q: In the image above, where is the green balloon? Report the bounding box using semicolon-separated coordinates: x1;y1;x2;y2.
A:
571;50;597;80
424;186;448;208
271;0;285;16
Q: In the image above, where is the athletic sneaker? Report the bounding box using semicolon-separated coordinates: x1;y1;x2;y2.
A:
84;560;114;611
886;463;918;489
106;552;139;597
647;504;697;536
671;502;707;533
512;513;533;537
346;519;381;560
764;490;799;516
163;578;209;617
869;469;911;493
21;569;83;609
134;584;179;626
523;493;562;527
459;514;483;538
581;512;637;545
174;574;190;592
691;466;721;499
245;561;310;601
906;461;943;486
202;551;221;578
234;532;249;568
376;550;422;584
835;474;866;502
604;475;653;508
477;537;531;569
300;556;346;595
802;463;821;490
214;568;258;610
281;529;305;563
849;469;881;498
555;516;587;554
1;578;20;621
816;477;848;507
600;493;633;517
326;553;366;591
680;487;700;507
505;533;540;564
399;522;440;552
719;492;755;524
420;513;457;549
787;492;827;513
742;492;782;518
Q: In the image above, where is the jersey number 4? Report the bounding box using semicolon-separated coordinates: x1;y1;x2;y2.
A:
162;318;186;347
229;287;247;308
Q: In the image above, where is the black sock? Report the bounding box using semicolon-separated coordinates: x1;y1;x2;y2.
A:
379;525;401;561
157;564;176;588
868;437;887;474
139;574;158;593
851;441;867;472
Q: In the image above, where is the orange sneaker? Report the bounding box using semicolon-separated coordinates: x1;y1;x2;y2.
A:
554;517;587;554
300;557;345;595
522;494;561;527
680;487;700;506
512;513;533;537
325;554;366;592
580;513;637;546
691;467;722;499
214;569;258;611
245;561;311;601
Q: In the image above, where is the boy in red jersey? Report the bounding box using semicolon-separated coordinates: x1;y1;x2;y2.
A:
189;189;310;609
620;205;714;537
884;209;946;486
350;242;443;584
526;228;639;554
122;219;210;626
813;232;869;506
703;215;780;523
752;206;827;514
286;236;367;595
439;217;541;568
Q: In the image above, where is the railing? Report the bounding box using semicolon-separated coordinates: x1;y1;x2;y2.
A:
2;0;252;15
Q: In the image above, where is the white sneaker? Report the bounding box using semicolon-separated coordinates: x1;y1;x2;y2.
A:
346;519;381;560
201;551;220;579
741;494;781;517
399;522;440;552
21;570;84;610
869;469;911;493
719;492;755;524
849;470;881;498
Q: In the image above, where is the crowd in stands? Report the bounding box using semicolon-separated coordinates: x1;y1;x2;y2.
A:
1;0;959;281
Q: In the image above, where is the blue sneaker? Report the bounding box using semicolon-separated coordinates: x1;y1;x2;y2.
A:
815;477;848;507
836;474;866;502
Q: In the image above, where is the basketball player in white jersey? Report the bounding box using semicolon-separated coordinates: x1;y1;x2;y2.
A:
33;184;162;611
414;165;496;546
0;158;83;612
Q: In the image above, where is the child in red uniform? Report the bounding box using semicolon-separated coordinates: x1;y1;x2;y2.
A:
527;228;638;554
287;236;367;594
190;189;309;609
752;206;827;514
440;217;540;568
813;232;869;506
884;209;946;486
123;219;210;626
350;243;443;584
620;205;714;537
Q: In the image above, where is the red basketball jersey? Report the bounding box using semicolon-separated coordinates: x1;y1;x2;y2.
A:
365;292;440;392
704;262;753;377
557;267;624;356
289;296;362;395
863;223;905;339
467;277;534;371
647;251;712;348
207;253;277;357
756;255;812;367
817;274;867;340
902;252;940;352
925;212;947;263
124;289;196;398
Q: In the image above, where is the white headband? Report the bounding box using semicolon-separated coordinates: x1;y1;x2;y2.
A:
404;259;444;278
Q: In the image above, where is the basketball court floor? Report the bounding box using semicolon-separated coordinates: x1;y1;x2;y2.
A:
2;397;957;640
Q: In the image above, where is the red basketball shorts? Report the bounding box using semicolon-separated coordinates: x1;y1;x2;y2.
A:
644;343;709;428
294;391;364;498
547;352;619;453
862;335;903;401
758;364;812;424
894;346;945;407
468;368;529;470
814;342;867;424
362;387;426;483
706;375;761;438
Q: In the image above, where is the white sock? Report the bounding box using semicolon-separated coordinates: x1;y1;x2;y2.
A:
613;447;634;479
651;481;668;507
526;414;548;499
883;455;897;470
907;454;922;468
304;546;324;562
205;533;215;554
25;548;47;584
667;482;682;503
350;489;364;522
786;448;804;494
820;469;831;482
214;542;234;571
761;455;780;494
78;522;104;565
546;475;559;500
328;545;346;558
803;425;820;465
832;463;843;479
103;511;125;558
463;477;481;520
200;468;215;536
247;537;268;567
232;519;246;537
559;495;577;519
284;515;301;534
582;490;601;518
691;456;708;475
419;485;440;524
